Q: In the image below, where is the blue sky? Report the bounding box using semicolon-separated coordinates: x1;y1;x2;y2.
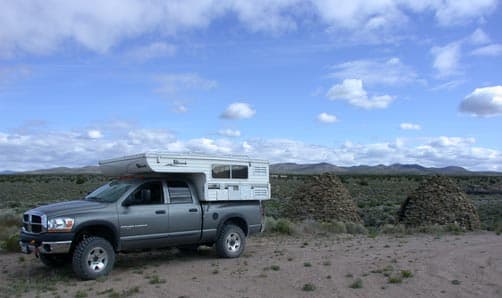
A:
1;0;501;171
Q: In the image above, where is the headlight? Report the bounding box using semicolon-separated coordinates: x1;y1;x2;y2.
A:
47;217;74;232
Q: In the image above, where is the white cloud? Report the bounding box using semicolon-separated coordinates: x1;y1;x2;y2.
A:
124;42;176;61
400;123;421;130
173;104;188;113
431;0;497;26
155;73;216;95
1;125;501;171
87;130;103;139
326;79;394;109
218;129;241;137
330;57;418;86
0;1;498;57
317;112;337;123
221;102;256;119
459;86;502;117
468;28;490;45
471;44;502;56
431;42;461;77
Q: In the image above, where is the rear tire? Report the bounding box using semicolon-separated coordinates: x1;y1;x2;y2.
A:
72;236;115;280
215;224;246;258
39;253;69;268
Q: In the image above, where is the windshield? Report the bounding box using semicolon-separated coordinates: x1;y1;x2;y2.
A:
85;180;135;203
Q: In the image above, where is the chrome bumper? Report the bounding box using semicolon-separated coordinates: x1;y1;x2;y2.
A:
20;240;72;254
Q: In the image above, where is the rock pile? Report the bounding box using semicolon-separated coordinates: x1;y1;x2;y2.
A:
398;176;480;230
286;173;361;223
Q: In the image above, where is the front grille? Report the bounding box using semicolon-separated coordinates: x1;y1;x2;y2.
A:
23;212;45;234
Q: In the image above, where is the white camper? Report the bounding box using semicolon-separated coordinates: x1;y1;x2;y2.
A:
98;152;270;202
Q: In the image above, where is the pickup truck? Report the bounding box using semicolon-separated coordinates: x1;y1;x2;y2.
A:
20;178;265;280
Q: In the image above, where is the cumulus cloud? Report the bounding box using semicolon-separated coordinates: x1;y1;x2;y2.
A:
459;86;502;116
400;123;421;130
220;102;256;119
329;57;418;86
0;1;498;57
1;126;501;171
326;79;394;109
317;112;337;123
431;42;462;77
124;42;176;61
218;129;241;137
471;44;502;56
87;130;103;139
468;28;490;45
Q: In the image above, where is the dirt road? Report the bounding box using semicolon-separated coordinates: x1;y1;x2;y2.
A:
1;232;501;297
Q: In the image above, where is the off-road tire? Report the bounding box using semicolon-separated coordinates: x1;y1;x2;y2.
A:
39;253;69;268
72;236;115;280
215;224;246;258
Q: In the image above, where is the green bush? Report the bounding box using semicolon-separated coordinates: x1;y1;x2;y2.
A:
380;224;406;234
345;222;368;235
1;234;20;252
320;221;346;234
264;217;293;235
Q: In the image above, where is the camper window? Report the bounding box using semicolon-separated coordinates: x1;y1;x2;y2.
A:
212;164;249;179
212;165;230;178
231;165;248;179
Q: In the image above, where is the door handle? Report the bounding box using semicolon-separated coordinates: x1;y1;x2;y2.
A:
155;210;166;214
189;208;198;213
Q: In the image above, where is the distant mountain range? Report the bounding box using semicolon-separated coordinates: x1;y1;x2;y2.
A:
1;163;500;176
270;162;501;176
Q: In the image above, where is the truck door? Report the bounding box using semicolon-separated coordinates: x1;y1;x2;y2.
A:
118;181;169;250
166;180;202;245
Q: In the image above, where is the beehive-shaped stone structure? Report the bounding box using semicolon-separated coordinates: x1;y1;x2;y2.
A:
286;173;361;223
398;176;480;230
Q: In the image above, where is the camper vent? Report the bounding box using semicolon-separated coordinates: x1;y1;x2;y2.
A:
253;166;267;176
253;188;268;199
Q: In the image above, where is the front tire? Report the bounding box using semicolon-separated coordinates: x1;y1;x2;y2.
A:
215;224;246;258
72;237;115;280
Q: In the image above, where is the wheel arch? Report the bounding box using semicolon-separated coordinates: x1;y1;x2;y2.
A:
72;221;120;252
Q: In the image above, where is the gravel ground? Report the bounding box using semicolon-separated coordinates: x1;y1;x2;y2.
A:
0;232;501;298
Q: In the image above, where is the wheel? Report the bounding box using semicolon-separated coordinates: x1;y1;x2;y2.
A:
72;237;115;280
215;224;246;258
39;253;70;268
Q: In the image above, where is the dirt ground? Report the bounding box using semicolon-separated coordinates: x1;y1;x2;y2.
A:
0;232;501;298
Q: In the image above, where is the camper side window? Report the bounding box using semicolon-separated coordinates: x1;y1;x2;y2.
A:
212;165;230;178
232;165;248;179
167;181;193;204
212;164;249;179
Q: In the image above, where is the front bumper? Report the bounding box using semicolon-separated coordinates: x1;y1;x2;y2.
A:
19;231;74;255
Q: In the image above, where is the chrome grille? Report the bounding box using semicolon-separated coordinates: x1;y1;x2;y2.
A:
22;212;45;234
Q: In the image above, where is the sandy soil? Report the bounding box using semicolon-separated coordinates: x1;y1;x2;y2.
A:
0;232;501;298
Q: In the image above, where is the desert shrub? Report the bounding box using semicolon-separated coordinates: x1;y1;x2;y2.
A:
0;211;20;227
380;224;406;234
345;222;368;235
264;217;293;235
302;283;315;291
349;278;363;289
444;222;464;234
75;176;86;184
1;234;20;252
320;221;346;234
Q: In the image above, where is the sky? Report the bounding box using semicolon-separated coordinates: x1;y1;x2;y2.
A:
0;0;502;171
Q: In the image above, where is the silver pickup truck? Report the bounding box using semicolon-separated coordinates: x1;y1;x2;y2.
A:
20;178;265;280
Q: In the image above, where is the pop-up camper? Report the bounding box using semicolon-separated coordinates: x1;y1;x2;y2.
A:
98;152;270;201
